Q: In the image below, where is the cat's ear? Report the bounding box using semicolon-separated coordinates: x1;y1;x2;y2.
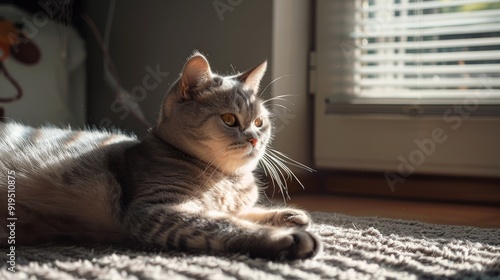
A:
237;61;267;94
180;53;212;99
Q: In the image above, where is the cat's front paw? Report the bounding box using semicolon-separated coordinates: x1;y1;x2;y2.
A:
251;229;322;261
272;209;312;228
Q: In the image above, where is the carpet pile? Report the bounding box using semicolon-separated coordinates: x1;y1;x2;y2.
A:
1;212;499;279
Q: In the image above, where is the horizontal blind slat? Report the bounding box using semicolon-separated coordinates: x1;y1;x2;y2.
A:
358;0;500;12
360;50;500;63
358;78;500;87
357;89;500;99
360;37;500;50
352;23;500;38
358;9;500;26
358;14;500;29
357;64;500;75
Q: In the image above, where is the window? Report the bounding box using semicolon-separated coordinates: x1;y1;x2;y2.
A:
314;0;500;178
320;0;500;115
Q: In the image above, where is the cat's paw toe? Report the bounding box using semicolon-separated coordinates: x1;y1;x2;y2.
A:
277;230;322;261
274;209;312;228
255;229;322;261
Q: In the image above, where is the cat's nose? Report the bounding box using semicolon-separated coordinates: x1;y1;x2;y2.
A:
248;138;258;147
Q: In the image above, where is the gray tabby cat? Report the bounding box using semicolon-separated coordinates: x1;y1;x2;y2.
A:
0;52;321;260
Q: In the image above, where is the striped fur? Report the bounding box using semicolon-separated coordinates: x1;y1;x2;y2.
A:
0;53;321;260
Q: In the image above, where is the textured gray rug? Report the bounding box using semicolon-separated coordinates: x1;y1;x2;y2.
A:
1;212;499;279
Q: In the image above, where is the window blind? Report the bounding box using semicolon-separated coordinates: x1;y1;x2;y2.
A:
318;0;500;115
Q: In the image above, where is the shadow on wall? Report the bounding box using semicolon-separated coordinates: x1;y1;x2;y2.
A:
83;0;273;135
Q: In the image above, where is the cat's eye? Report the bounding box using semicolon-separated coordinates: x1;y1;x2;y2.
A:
254;117;263;128
221;113;237;127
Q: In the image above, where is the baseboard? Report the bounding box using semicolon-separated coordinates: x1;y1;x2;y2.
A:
319;170;500;205
262;169;500;205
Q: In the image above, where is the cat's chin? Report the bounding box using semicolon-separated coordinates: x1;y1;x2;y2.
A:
236;150;260;162
227;160;260;175
217;152;262;175
228;143;260;158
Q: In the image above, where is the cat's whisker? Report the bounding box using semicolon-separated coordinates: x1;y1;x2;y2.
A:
261;94;296;106
262;153;290;203
188;147;228;201
229;64;236;75
196;147;229;179
264;103;290;111
190;166;220;201
268;149;316;173
193;148;230;197
259;75;292;97
258;161;269;177
267;153;292;182
259;147;316;202
258;157;277;199
259;155;278;200
267;152;305;191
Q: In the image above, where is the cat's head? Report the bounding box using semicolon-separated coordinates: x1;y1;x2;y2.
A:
154;52;271;175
